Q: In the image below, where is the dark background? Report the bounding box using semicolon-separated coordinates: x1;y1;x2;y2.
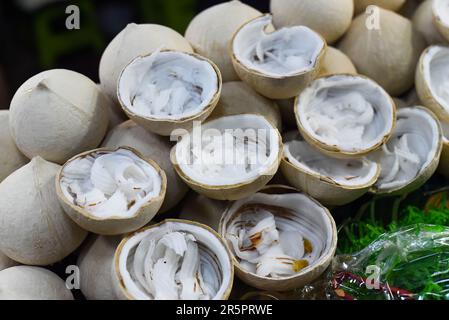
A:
0;0;269;109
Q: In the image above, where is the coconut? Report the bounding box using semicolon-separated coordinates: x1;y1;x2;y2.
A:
339;8;426;96
0;157;87;265
56;147;166;235
231;14;326;99
281;131;380;206
0;266;73;300
9;69;110;164
172;114;283;201
0;110;28;182
118;50;222;136
185;0;262;82
433;0;449;42
102;120;188;213
113;219;234;300
0;251;17;272
438;121;449;178
270;0;354;44
179;193;228;231
295;74;396;158
416;45;449;122
318;47;357;77
219;186;337;291
77;235;121;300
371;106;443;195
354;0;407;14
99;23;193;103
413;0;445;45
401;0;426;19
208;81;282;131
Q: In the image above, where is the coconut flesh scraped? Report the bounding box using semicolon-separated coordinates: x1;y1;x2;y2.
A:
114;220;233;300
59;148;163;219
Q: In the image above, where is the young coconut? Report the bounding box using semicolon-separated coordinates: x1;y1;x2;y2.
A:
231;14;327;99
113;219;234;300
270;0;354;44
102;120;188;213
99;23;193;102
437;122;449;178
219;186;337;291
413;0;445;45
9;69;110;164
354;0;407;14
77;235;121;300
56;147;167;236
295;74;396;159
0;251;17;272
371;106;443;195
433;0;449;42
172;114;283;201
185;0;262;82
0;157;87;265
208;81;282;131
416;45;449;122
318;47;357;77
339;8;426;96
118;50;222;136
281;131;380;206
0;110;28;182
0;266;73;300
179;192;228;231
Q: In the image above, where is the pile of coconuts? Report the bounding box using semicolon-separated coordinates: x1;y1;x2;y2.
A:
1;0;449;300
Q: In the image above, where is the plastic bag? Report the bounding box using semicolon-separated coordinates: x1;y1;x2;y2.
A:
328;224;449;300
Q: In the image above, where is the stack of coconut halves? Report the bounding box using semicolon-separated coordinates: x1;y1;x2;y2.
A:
1;0;449;300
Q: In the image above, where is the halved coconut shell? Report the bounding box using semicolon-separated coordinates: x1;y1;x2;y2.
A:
281;131;380;206
416;45;449;123
113;219;234;300
56;147;167;235
219;185;337;291
433;0;449;42
231;14;326;99
118;50;222;136
370;106;443;195
438;121;449;178
172;114;283;200
295;74;396;158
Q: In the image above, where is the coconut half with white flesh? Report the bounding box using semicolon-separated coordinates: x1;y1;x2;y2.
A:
281;132;380;206
438;121;449;178
416;45;449;123
219;186;337;291
295;74;396;158
172;114;283;201
113;219;234;300
56;147;167;235
118;50;221;136
371;106;443;195
231;14;326;99
433;0;449;42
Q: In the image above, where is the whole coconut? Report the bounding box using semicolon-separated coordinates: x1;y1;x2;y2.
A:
0;110;27;182
9;69;109;164
270;0;354;44
0;157;87;265
185;0;261;81
0;266;73;300
102;120;188;213
99;23;193;102
339;8;426;96
354;0;407;15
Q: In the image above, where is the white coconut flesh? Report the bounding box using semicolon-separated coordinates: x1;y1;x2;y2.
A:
118;51;218;120
175;114;280;186
297;75;395;153
222;193;334;279
232;15;324;77
434;0;449;26
423;46;449;115
371;107;441;191
60;148;162;219
284;135;378;187
117;221;232;300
